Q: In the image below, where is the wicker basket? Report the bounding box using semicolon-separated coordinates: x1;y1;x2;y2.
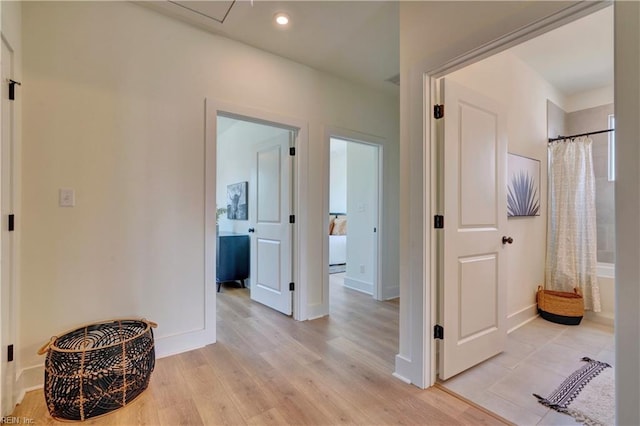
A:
38;318;157;421
537;286;584;325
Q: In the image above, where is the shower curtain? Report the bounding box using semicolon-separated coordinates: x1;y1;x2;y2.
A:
546;137;601;312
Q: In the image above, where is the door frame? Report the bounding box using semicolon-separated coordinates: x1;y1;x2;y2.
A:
205;98;308;322
395;1;610;388
325;134;383;301
0;33;18;416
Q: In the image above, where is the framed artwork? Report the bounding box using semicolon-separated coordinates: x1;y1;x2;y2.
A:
227;181;248;220
507;153;540;217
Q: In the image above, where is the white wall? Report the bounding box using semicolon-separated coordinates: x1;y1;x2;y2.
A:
20;0;399;392
329;139;347;214
216;117;290;235
344;142;378;295
614;3;640;423
565;84;614;113
447;51;566;330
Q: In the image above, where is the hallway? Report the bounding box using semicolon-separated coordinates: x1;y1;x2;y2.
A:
13;279;508;425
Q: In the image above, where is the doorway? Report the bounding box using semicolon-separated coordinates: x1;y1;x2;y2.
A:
328;137;380;300
216;113;297;316
433;5;614;424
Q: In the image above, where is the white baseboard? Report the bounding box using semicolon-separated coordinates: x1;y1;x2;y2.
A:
16;364;45;401
307;303;328;320
585;311;614;327
507;303;538;333
392;371;412;384
394;354;414;386
154;327;214;359
343;276;373;295
381;284;400;301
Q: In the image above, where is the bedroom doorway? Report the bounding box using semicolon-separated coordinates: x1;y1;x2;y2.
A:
328;137;380;300
216;112;297;316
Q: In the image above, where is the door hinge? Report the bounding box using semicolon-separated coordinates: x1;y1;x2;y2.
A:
7;344;13;362
434;325;444;340
8;214;14;232
434;215;444;229
434;104;444;119
8;79;21;101
289;215;295;224
289;147;296;156
289;282;295;291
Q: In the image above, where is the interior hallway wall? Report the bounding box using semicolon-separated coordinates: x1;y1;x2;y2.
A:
329;139;347;214
20;0;399;391
613;3;640;422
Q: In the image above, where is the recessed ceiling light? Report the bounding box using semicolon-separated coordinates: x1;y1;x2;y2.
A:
274;12;290;26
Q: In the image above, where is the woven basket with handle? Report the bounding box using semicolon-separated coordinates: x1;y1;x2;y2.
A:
537;286;584;325
37;318;157;421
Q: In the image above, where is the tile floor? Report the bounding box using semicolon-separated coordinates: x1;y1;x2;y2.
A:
440;317;615;425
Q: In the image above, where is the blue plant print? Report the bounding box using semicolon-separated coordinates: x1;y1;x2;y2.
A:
507;171;539;216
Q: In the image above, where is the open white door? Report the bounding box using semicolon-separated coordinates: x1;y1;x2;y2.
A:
249;133;294;315
438;78;508;380
0;37;16;415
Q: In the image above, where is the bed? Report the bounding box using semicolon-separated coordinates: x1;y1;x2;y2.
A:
329;213;347;266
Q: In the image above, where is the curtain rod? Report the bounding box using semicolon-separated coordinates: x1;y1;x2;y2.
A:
548;128;614;143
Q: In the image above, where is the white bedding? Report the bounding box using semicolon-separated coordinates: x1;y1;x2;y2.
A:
329;235;347;265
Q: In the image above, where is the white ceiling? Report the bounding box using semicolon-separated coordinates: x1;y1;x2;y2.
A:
140;1;399;95
140;2;612;99
510;5;613;97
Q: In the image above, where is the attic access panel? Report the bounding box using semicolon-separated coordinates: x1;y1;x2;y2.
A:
168;1;235;24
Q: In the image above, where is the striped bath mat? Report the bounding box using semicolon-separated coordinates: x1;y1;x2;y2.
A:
534;357;614;426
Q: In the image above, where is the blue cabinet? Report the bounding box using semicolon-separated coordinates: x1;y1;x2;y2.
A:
216;232;250;292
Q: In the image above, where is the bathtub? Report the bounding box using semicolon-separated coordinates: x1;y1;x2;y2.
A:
586;262;615;326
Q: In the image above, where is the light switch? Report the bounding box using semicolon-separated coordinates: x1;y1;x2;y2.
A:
59;188;75;207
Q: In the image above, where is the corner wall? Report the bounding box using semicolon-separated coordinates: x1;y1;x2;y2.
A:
614;2;640;423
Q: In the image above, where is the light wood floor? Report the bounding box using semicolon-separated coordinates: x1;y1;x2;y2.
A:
13;276;509;425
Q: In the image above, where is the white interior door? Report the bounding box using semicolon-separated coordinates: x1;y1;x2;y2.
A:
249;133;293;315
0;37;16;416
438;78;508;380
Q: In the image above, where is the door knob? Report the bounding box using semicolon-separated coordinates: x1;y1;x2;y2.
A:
248;228;255;233
502;236;513;245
